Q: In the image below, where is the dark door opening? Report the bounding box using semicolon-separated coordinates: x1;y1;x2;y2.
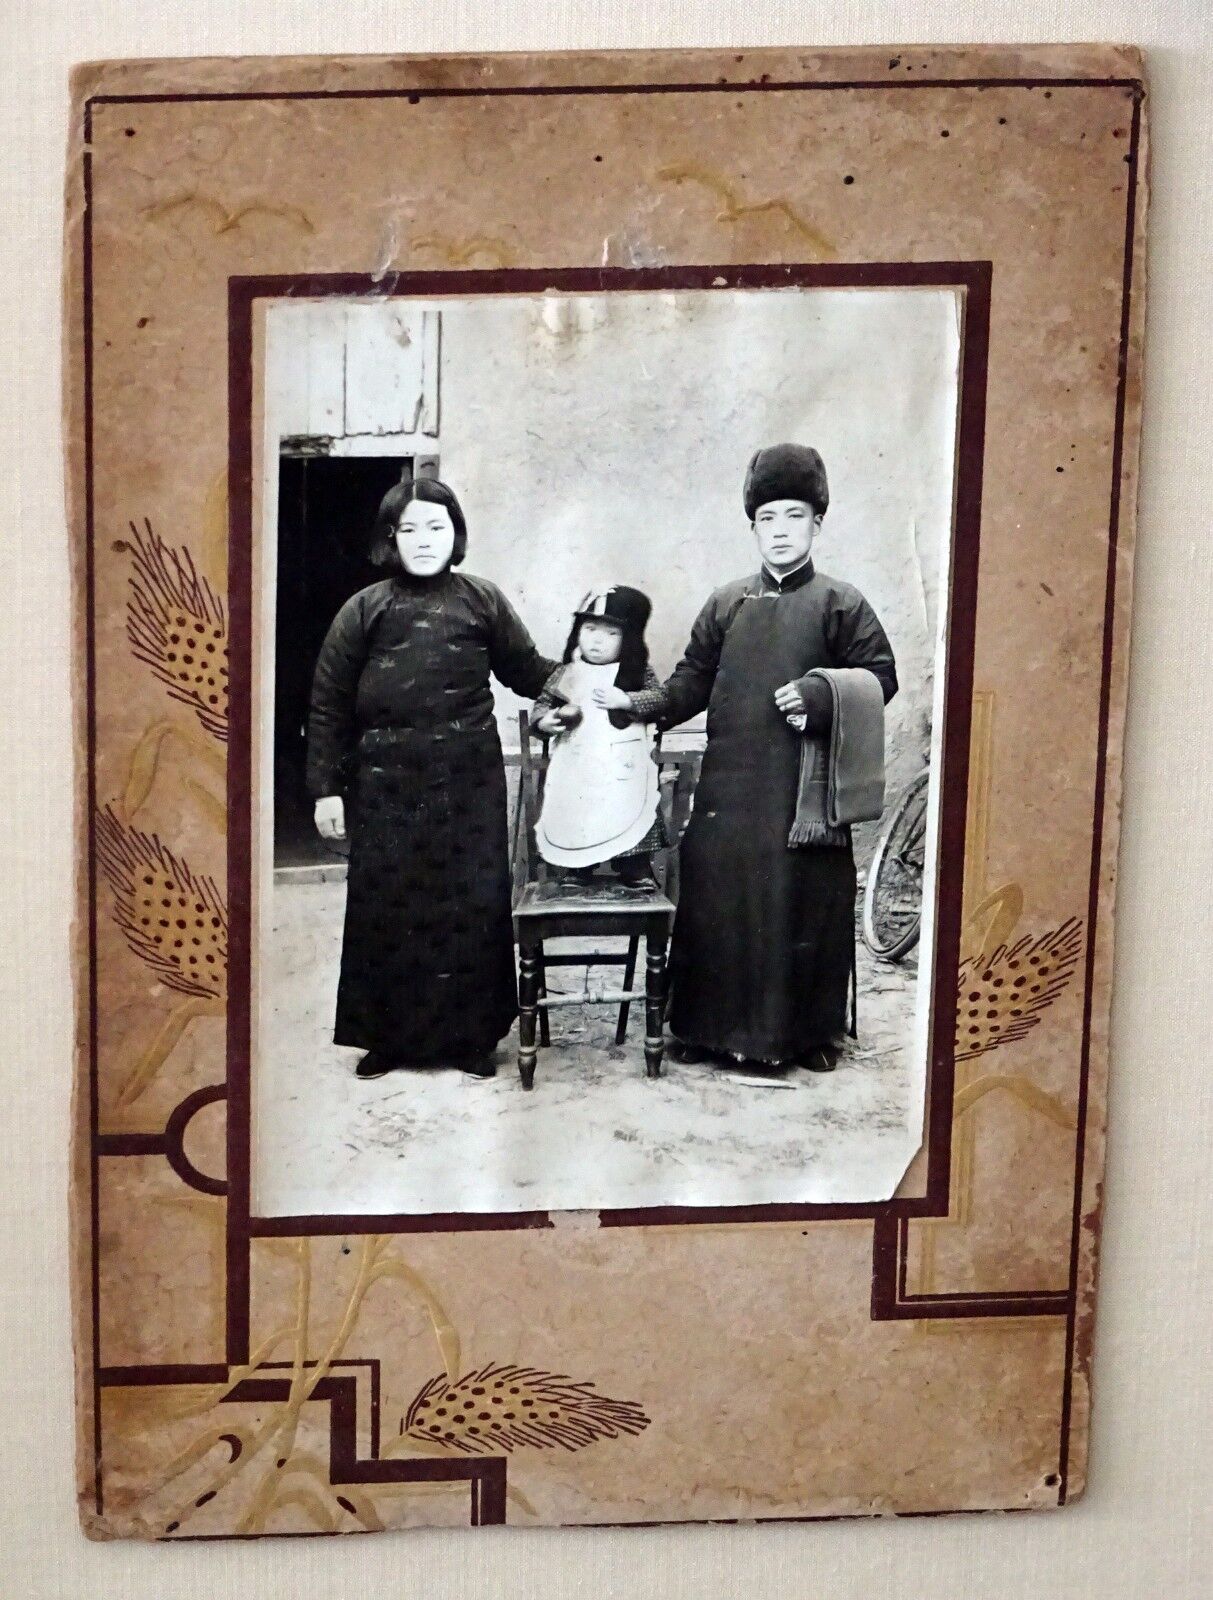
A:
274;453;410;870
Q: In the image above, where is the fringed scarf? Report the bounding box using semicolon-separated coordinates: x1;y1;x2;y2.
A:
788;667;887;848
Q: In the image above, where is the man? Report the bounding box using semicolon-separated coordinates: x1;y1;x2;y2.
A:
596;443;897;1072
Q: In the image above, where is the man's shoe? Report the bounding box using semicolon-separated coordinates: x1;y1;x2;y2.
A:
355;1051;399;1080
735;1058;790;1079
665;1037;710;1064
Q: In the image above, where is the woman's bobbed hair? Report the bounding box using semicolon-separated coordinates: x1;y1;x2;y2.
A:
369;477;468;572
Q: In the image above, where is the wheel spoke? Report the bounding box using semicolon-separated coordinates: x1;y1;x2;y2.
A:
863;773;929;957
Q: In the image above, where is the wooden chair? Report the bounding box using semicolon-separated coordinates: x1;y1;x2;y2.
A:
509;711;700;1090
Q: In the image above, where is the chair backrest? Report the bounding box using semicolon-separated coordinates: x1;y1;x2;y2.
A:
512;711;701;898
654;748;701;901
515;708;552;886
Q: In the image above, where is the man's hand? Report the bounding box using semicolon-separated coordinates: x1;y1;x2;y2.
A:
773;681;807;715
314;795;346;841
591;684;633;712
534;710;566;736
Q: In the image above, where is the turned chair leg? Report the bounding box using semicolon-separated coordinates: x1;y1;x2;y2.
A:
615;933;641;1045
644;931;667;1078
537;946;551;1048
518;943;540;1089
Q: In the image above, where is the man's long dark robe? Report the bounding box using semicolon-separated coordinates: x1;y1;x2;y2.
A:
632;560;897;1064
306;569;557;1063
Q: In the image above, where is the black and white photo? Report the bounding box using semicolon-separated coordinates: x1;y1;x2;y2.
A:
251;284;959;1216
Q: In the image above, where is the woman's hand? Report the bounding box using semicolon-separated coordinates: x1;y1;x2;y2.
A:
592;685;633;712
534;710;566;736
773;681;807;716
314;795;346;841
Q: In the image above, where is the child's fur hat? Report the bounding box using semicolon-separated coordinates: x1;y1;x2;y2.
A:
563;586;652;699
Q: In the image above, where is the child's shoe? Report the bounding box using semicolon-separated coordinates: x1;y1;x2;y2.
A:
555;865;597;889
613;858;657;891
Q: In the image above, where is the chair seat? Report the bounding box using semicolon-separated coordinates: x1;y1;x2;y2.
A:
509;712;695;1085
513;879;675;919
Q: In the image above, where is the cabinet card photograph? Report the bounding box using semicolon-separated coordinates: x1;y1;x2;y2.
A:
69;45;1145;1538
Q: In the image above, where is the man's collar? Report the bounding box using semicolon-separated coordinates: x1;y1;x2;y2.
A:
760;556;815;593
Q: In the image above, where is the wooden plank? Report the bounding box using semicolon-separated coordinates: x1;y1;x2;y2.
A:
343;302;427;437
420;308;441;436
265;300;346;440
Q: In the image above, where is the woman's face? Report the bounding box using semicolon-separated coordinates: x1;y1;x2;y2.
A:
394;499;456;576
578;618;624;665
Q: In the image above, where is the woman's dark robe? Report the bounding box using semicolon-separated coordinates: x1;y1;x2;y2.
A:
306;570;557;1063
632;560;897;1064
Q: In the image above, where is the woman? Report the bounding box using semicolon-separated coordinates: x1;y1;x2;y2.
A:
306;477;559;1079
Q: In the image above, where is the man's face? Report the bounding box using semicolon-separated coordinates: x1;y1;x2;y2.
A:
394;499;456;576
578;618;624;665
752;499;821;572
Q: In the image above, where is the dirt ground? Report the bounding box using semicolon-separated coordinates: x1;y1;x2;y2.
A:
253;878;925;1218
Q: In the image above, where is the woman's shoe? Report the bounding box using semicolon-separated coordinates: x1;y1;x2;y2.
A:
456;1055;497;1079
355;1051;400;1080
801;1045;839;1074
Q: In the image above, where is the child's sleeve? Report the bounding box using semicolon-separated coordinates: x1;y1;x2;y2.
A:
623;665;666;724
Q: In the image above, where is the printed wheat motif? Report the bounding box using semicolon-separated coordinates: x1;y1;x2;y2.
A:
121;518;228;741
95;805;226;1001
404;1363;650;1454
955;917;1083;1062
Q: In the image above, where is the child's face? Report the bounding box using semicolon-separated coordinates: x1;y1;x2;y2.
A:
578;618;624;665
753;498;821;572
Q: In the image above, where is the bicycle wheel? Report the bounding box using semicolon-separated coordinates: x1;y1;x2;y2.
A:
862;768;929;961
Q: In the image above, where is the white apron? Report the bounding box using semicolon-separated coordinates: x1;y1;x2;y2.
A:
535;660;660;867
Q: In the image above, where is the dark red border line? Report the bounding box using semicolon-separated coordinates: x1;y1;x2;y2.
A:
225;259;988;1278
81;95;103;1519
1056;84;1144;1506
870;1214;1071;1320
85;75;1141;109
200;1374;498;1527
226;283;254;1365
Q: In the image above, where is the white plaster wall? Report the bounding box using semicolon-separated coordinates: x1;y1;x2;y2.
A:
4;5;1211;1599
432;287;956;791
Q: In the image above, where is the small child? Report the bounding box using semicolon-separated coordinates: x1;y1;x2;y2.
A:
533;586;667;890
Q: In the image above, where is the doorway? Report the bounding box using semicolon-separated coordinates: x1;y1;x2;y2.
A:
273;453;411;870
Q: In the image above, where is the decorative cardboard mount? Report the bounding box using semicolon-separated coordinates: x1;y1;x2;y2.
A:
67;44;1146;1538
